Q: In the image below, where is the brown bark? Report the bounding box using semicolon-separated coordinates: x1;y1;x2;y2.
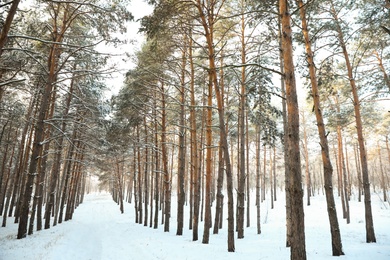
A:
17;21;63;237
29;88;56;234
301;111;311;206
237;6;247;239
202;74;213;244
373;50;390;92
195;0;235;251
378;143;387;202
335;114;346;216
213;54;225;235
255;125;261;235
161;81;171;232
144;117;149;226
270;144;274;209
246;111;250;227
137;125;143;223
44;70;74;229
58;127;77;224
14;107;36;223
280;1;306;259
330;1;376;243
8;91;37;220
153;91;160;229
0;135;17;220
354;143;363;202
0;0;21;58
296;0;344;255
176;38;186;236
278;9;291;246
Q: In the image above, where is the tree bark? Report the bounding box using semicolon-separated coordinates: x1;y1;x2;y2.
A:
17;33;61;238
195;0;235;251
255;125;261;235
301;111;311;206
176;39;186;236
296;0;344;255
44;73;74;229
330;0;376;243
202;72;213;244
0;0;21;59
280;1;306;259
278;9;291;246
237;5;247;239
213;54;225;235
161;81;171;232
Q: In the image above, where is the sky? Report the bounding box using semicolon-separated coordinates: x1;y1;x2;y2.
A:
101;0;154;98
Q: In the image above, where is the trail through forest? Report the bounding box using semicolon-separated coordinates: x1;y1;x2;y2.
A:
1;192;389;260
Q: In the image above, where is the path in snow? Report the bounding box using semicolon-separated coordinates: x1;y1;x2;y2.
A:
1;192;390;259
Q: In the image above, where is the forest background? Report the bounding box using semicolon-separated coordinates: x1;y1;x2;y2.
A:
0;0;389;259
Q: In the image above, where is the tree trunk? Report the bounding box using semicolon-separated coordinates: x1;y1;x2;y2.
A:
0;0;21;59
195;0;235;251
301;111;311;206
137;125;143;223
153;91;159;229
177;39;186;236
237;6;247;239
330;1;376;243
296;0;344;255
278;7;291;246
280;1;306;259
354;143;363;202
378;143;387;202
144;117;149;226
17;40;59;238
161;81;171;232
255;125;261;235
202;74;213;244
373;50;390;92
246;111;250;227
336;127;347;219
270;144;274;209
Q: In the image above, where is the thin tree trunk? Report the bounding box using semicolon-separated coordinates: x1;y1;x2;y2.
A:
246;111;250;227
17;37;60;238
153;92;159;229
161;81;171;232
330;1;376;243
195;0;235;250
144;117;149;226
213;53;225;235
378;143;387;202
177;38;186;236
373;50;390;92
278;6;291;246
296;0;344;254
336;127;347;219
202;74;213;244
301;111;311;206
237;4;247;238
270;144;274;209
137;125;143;224
255;125;261;235
354;143;363;202
8;91;37;219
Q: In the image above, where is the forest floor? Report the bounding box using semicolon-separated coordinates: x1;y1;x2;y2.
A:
1;190;389;260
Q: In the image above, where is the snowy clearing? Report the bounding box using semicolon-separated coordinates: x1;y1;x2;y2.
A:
1;191;389;260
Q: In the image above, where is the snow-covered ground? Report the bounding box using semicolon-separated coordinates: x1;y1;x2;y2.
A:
1;191;389;260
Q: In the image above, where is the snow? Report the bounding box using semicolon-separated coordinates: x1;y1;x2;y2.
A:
1;191;389;260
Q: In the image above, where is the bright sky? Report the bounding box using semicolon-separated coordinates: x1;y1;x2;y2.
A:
100;0;154;98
